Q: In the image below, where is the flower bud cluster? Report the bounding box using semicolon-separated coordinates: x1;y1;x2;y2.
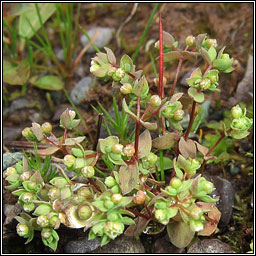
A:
60;109;80;130
231;105;253;132
161;100;185;122
104;176;120;194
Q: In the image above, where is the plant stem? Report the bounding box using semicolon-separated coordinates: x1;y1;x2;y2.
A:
200;128;232;175
184;100;197;141
158;13;164;99
62;128;67;144
135;97;141;160
159;150;164;181
169;46;189;99
125;208;151;220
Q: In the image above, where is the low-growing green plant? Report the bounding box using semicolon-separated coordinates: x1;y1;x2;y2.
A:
4;15;253;251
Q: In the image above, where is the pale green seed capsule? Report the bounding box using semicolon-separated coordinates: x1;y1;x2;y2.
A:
6;167;17;176
104;200;115;209
36;215;49;228
20;171;31;181
81;166;95;178
123;144;135;157
17;223;29;237
200;78;211;90
64;155;76;168
120;83;132;94
155;209;167;222
150;95;162;107
49;215;59;228
133;190;146;205
90;63;100;73
231;105;243;119
173;109;185;121
77;187;91;199
206;39;217;48
105;176;116;187
186;35;195;47
23;202;35;212
190;206;203;220
48;187;60;201
169;177;182;189
41;122;52;135
41;228;52;239
111;193;123;204
21;192;34;203
78;205;92;220
112;144;124;154
115;68;125;79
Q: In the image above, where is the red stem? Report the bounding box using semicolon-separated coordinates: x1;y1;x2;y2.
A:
184;100;197;140
134;97;141;160
62;128;67;144
43;135;60;148
158;13;164;99
170;46;189;99
125;208;151;220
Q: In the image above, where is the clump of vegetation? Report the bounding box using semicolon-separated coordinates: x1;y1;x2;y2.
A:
3;13;253;252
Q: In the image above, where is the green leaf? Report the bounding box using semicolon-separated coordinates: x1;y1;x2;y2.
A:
120;55;133;73
152;133;179;150
177;180;193;193
104;47;116;64
132;76;149;97
197;194;217;203
229;130;250;139
19;3;56;39
37;146;60;156
167;221;195;248
156;157;173;171
64;136;86;146
213;58;233;72
31;75;64;91
92;201;108;212
140;120;157;130
201;47;211;65
93;63;111;77
119;163;139;195
137;130;152;159
120;217;135;225
195;33;207;49
208;47;217;62
188;87;205;103
98;136;119;154
163;51;181;62
173;158;183;180
33;204;52;216
122;98;137;121
88;229;97;240
3;59;30;85
166;207;178;219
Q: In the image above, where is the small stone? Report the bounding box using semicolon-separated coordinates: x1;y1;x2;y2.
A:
80;27;113;53
204;175;235;227
75;66;85;78
152;236;185;253
70;77;92;105
92;235;145;254
9;98;29;113
64;235;101;253
3;127;22;141
187;239;235;253
3;203;23;227
55;48;65;62
3;152;23;171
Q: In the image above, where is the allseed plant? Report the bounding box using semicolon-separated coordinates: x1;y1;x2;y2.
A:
4;16;253;251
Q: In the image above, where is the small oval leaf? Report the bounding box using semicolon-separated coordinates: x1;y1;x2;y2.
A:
31;75;64;91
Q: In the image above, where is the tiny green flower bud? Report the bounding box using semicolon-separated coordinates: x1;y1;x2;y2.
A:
36;215;49;228
78;205;92;220
81;166;95;178
200;78;211;90
155;209;167;223
111;193;123;204
41;228;52;239
108;66;117;76
48;187;60;201
15;162;23;174
150;95;162;107
41;122;52;135
169;177;182;189
206;39;217;48
186;35;195;47
17;223;29;237
173;109;185;121
231;105;243;119
23;202;35;212
111;185;120;194
123;144;135;157
49;215;59;228
21;192;34;203
77;187;91;199
6;167;17;176
105;176;116;187
27;181;37;190
20;171;31;181
190;206;203;220
104;221;124;239
133;190;146;205
203;181;214;194
231;117;248;130
63;155;76;168
104;200;115;209
90;63;100;73
144;152;158;167
162;106;174;119
221;53;230;60
22;127;36;141
112;144;124;154
120;83;132;94
115;68;125;79
50;177;69;188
